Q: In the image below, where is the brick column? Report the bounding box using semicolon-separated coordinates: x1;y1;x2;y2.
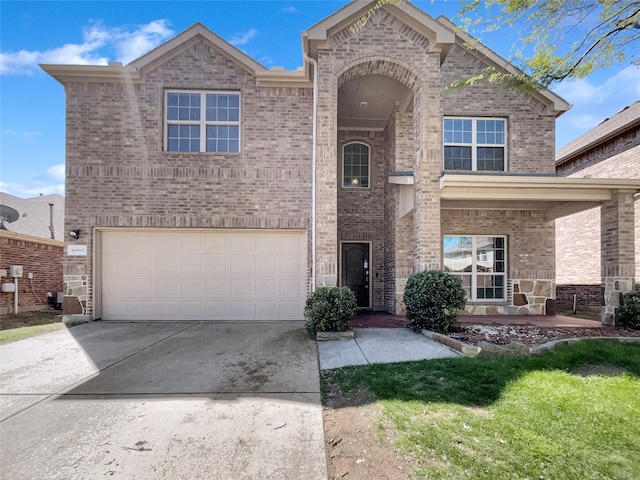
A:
314;53;338;287
601;189;636;324
412;74;442;273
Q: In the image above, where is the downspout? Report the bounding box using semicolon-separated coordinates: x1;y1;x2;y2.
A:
304;52;318;292
49;203;55;239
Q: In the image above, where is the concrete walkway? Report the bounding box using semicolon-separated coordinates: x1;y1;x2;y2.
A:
318;328;460;370
0;321;326;480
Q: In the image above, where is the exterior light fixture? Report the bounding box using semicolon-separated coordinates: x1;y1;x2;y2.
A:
69;229;81;239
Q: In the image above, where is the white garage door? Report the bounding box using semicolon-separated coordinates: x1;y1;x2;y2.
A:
100;229;307;320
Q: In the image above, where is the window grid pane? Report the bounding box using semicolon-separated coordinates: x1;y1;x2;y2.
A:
167;124;200;152
444;235;506;301
166;91;240;153
444;118;506;172
343;143;370;188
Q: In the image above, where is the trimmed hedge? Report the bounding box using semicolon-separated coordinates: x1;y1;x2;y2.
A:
403;270;467;333
616;287;640;330
305;287;357;335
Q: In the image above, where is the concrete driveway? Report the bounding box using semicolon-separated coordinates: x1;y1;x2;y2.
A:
0;321;327;480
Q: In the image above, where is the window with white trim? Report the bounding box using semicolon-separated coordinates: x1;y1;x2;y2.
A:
165;91;240;153
443;117;506;171
342;142;370;188
443;235;507;301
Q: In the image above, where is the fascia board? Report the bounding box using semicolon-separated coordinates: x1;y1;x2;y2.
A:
439;174;640;201
0;229;64;247
40;64;141;84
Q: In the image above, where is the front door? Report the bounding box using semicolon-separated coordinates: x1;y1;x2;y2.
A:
341;242;370;308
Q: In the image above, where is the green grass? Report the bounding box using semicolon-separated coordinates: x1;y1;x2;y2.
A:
0;322;68;343
323;341;640;480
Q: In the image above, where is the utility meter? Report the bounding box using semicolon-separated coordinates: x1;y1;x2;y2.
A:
9;265;23;277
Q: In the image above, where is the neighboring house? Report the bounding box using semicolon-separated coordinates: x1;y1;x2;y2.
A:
42;0;639;323
556;102;640;315
0;193;65;314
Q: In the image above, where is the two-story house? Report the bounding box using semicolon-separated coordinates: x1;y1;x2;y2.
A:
43;0;639;323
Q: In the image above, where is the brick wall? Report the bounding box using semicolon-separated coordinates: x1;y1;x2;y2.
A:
63;39;314;315
0;232;63;314
556;134;640;285
555;284;603;311
337;130;386;309
440;46;557;174
442;209;556;314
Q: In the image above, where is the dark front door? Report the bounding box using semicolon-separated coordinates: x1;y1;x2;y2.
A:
341;242;370;308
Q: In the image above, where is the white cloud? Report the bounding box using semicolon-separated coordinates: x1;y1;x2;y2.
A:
3;128;40;144
554;65;640;147
0;164;66;198
0;181;65;198
228;29;258;47
46;164;66;182
0;20;174;75
281;6;298;14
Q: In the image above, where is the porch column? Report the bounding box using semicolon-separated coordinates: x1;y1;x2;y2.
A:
601;189;636;324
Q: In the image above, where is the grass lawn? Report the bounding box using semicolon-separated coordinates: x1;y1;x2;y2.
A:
0;311;69;344
323;341;640;480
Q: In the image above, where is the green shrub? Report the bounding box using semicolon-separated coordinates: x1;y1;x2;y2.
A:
616;287;640;330
305;287;357;335
403;270;467;333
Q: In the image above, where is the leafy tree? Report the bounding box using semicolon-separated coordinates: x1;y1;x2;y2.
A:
459;0;640;86
353;0;640;87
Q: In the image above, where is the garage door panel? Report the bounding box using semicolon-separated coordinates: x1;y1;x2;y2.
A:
158;256;181;275
182;234;207;254
181;256;204;274
256;257;276;275
231;256;254;275
156;235;181;254
255;279;277;296
206;278;230;295
231;301;255;318
101;230;306;320
205;257;229;275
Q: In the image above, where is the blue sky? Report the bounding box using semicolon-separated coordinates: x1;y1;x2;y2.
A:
1;0;639;198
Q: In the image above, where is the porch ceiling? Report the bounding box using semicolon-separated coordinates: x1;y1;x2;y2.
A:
338;74;412;130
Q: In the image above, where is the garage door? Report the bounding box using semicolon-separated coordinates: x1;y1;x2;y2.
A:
100;229;307;320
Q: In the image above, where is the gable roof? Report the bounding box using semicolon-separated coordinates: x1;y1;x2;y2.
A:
556;101;640;166
302;0;569;117
0;192;65;240
41;0;569;114
303;0;455;57
42;23;311;88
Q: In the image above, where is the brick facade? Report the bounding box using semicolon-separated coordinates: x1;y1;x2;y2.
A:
63;40;313;315
556;125;640;285
48;2;584;320
0;232;63;314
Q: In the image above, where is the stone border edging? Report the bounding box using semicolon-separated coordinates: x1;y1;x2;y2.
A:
421;329;640;357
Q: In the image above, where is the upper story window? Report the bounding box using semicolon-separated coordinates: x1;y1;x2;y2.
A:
165;91;240;153
443;117;506;171
343;142;370;188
